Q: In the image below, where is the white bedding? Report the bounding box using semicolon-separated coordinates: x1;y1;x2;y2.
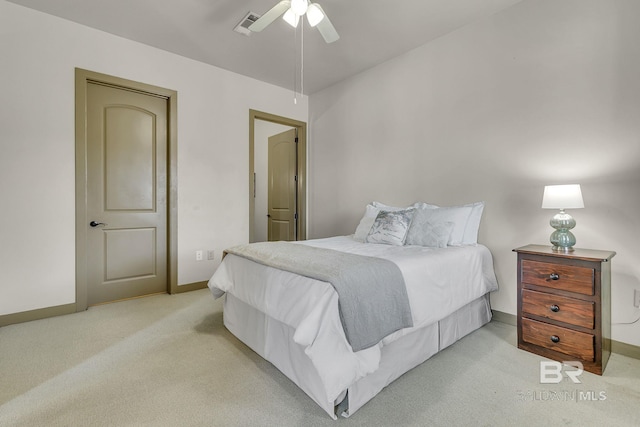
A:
208;236;498;408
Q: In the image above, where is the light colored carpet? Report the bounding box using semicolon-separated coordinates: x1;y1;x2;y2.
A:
1;289;639;426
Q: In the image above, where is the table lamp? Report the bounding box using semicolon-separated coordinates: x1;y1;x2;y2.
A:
541;184;584;252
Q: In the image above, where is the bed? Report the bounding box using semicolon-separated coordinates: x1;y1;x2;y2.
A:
207;201;499;419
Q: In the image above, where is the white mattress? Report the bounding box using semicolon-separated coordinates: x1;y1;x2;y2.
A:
208;236;499;416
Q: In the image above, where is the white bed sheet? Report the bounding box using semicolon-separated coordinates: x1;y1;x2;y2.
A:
208;236;498;407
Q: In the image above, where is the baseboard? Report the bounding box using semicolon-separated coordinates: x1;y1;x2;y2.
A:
491;309;517;326
1;281;208;327
173;280;208;294
0;303;76;328
611;340;640;361
491;309;640;361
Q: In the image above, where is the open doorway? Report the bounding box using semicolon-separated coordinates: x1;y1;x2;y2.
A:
249;110;307;243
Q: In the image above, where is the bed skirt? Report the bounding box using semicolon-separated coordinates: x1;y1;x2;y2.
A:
222;292;493;419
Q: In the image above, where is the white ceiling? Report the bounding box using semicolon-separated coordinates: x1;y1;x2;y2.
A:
8;0;523;94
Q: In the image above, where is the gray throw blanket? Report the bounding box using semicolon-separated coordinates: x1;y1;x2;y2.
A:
224;241;413;352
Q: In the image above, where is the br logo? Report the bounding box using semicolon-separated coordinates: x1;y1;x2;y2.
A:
539;361;584;384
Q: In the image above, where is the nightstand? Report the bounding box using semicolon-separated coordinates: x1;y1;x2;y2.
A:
513;245;615;375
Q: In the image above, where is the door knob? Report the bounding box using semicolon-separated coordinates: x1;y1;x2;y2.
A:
89;221;107;227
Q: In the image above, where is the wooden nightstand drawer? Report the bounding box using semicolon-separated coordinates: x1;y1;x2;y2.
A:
521;259;594;295
515;245;615;375
521;318;595;361
522;289;595;329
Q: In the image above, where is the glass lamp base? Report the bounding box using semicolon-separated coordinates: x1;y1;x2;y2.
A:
549;210;577;252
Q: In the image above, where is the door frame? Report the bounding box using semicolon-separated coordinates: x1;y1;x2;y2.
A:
249;110;307;242
75;68;178;311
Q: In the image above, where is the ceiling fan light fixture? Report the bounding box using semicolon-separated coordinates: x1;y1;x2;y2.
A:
248;0;339;43
306;3;325;27
291;0;309;16
282;8;300;28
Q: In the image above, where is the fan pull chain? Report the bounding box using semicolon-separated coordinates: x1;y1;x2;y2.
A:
301;22;304;99
293;17;304;105
293;21;298;104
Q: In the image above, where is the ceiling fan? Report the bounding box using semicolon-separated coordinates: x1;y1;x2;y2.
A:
249;0;340;43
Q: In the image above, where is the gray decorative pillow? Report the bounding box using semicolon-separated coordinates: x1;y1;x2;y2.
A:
409;204;472;246
365;208;415;246
406;216;455;248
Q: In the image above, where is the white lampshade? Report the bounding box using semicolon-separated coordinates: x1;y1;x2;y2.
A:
542;184;584;209
283;9;300;27
306;3;325;27
291;0;309;16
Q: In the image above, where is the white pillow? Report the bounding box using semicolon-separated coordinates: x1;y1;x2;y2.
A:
365;209;415;246
462;201;485;245
353;204;379;242
413;201;485;245
416;206;472;246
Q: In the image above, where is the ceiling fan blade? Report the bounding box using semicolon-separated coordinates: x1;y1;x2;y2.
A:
313;4;339;43
249;1;291;32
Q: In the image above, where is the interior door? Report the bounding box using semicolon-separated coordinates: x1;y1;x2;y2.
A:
86;82;168;305
267;128;297;241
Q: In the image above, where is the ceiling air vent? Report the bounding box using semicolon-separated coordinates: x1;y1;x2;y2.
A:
234;12;261;36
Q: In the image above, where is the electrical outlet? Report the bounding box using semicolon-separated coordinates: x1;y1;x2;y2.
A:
196;250;203;261
634;289;640;308
207;250;215;261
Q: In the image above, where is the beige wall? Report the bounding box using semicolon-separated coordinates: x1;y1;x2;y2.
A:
308;0;640;346
0;1;308;315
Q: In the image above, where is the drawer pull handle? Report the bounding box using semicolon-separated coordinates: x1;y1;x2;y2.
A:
549;273;560;280
550;305;560;312
550;335;560;343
